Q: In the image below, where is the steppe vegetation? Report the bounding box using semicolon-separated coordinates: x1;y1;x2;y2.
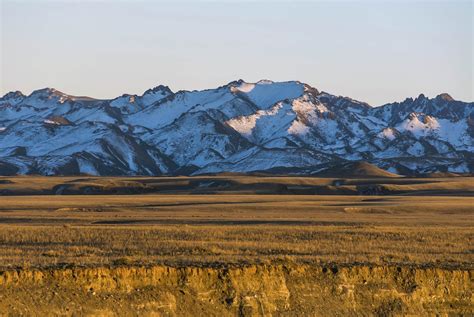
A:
0;176;472;315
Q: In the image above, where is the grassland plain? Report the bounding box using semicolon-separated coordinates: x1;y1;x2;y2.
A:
0;176;473;315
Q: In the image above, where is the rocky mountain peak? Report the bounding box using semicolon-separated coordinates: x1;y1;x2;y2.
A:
142;85;173;96
256;79;275;84
415;93;427;102
1;91;25;100
0;80;472;176
436;93;454;102
30;87;62;96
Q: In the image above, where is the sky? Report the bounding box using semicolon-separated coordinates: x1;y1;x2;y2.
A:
1;0;472;106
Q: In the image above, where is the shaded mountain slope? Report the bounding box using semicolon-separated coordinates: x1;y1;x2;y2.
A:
0;80;472;176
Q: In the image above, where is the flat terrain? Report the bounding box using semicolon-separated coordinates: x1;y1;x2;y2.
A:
0;176;473;315
0;176;472;269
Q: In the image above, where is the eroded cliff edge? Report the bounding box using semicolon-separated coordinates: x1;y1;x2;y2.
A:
0;263;472;316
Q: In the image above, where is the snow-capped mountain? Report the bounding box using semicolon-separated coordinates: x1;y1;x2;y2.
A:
0;80;472;176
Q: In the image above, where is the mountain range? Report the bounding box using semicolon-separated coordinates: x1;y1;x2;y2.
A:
0;80;473;176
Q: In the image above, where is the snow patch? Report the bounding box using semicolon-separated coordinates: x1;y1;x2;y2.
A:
44;119;61;125
288;120;310;136
231;82;255;93
77;158;98;175
406;141;425;156
397;114;440;138
227;115;259;137
378;128;397;141
226;102;297;143
141;89;171;106
232;81;304;109
387;166;398;174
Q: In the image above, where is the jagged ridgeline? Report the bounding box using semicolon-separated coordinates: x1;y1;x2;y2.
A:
0;80;472;176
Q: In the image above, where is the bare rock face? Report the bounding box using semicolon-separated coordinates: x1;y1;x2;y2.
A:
436;93;454;102
1;80;473;176
0;263;472;315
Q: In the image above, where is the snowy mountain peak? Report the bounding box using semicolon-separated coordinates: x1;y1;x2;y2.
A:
229;80;306;109
30;87;63;97
142;85;173;96
416;93;426;100
24;88;78;106
140;85;173;106
413;94;431;105
0;80;472;176
1;91;25;100
256;79;275;84
26;88;100;104
225;79;246;86
0;91;25;106
229;81;255;93
302;84;320;96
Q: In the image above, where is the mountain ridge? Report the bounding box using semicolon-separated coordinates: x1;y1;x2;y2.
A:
1;80;472;176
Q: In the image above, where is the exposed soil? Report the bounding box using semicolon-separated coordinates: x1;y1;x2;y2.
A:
1;263;472;316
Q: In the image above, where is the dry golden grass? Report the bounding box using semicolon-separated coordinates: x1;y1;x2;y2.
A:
0;191;472;269
0;224;471;269
0;177;473;316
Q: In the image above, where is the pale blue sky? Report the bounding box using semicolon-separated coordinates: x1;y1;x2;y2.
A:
1;0;473;105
